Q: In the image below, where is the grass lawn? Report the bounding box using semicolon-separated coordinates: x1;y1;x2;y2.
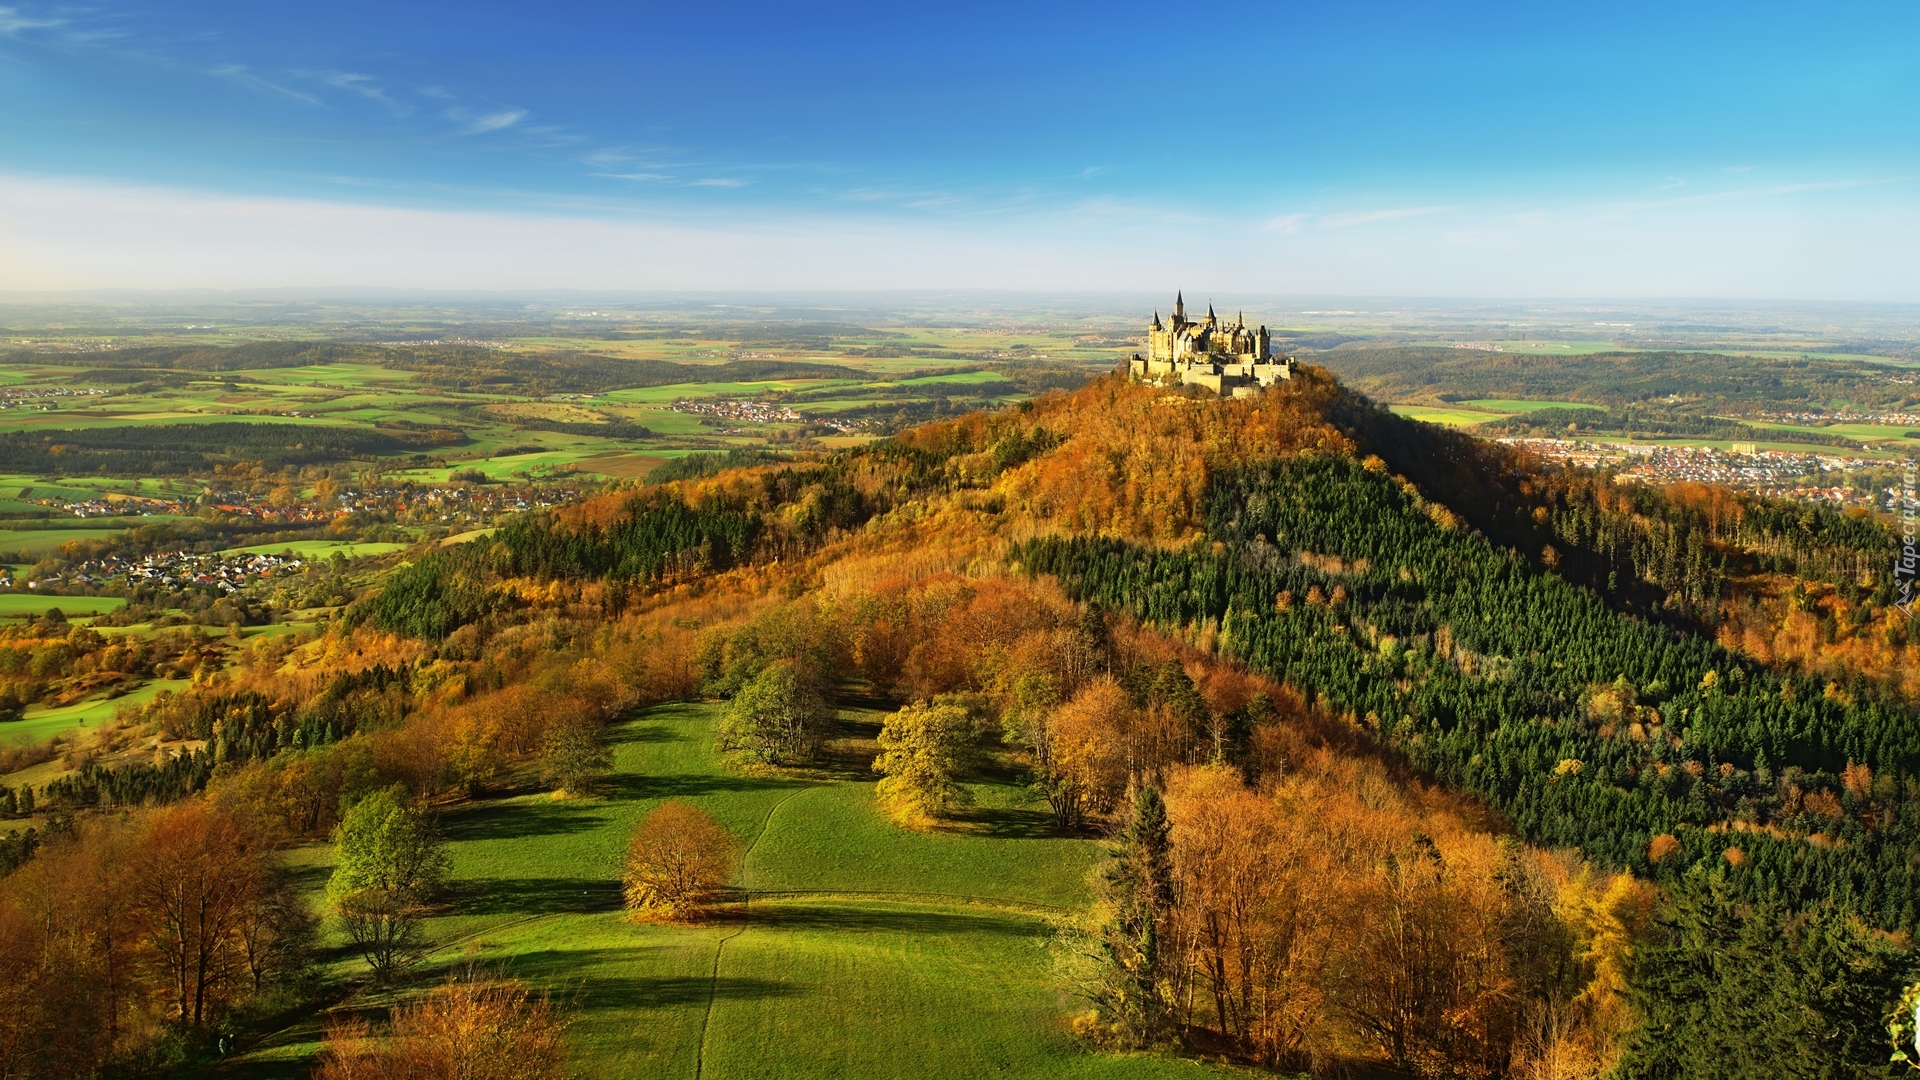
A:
1461;399;1605;413
226;540;409;560
1388;405;1506;427
0;593;126;617
223;702;1225;1080
0;525;150;556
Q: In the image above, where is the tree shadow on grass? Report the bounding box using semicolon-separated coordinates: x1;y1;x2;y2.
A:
280;859;333;897
599;771;811;801
725;902;1039;939
566;973;795;1011
493;946;799;1010
609;721;681;746
939;804;1060;841
439;797;607;843
444;876;624;916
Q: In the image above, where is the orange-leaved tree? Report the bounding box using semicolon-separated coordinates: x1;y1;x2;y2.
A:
623;801;737;921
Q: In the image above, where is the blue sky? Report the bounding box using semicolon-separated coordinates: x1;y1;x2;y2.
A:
2;1;1917;296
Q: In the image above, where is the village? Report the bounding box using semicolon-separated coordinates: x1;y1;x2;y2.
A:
15;548;306;594
39;481;580;524
1494;436;1883;509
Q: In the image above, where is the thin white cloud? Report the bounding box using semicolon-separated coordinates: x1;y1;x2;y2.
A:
314;71;407;113
0;5;61;36
207;64;322;105
690;178;745;188
464;108;528;134
3;171;1919;300
1320;205;1463;228
1262;213;1309;233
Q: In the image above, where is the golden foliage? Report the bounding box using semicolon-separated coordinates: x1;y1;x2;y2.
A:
622;802;736;921
313;976;568;1080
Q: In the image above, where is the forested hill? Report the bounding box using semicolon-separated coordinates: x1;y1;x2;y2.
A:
1314;343;1920;411
351;368;1917;934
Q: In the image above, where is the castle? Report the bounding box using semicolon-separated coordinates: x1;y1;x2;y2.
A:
1126;293;1295;396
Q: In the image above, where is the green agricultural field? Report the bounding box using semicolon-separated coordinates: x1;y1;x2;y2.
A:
895;370;1016;387
602;380;856;405
1744;421;1920;442
1388;404;1506;427
0;593;126;617
226;539;410;560
0;524;143;556
1461;399;1606;413
228;702;1225;1080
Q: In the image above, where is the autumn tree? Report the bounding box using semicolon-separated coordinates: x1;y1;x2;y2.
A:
1040;679;1132;828
314;975;568;1080
539;713;613;796
623;801;736;921
1164;765;1330;1069
873;699;976;826
715;658;830;765
132;802;270;1029
328;787;448;982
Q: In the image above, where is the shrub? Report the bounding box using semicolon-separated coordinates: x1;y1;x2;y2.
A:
622;802;736;921
314;976;568;1080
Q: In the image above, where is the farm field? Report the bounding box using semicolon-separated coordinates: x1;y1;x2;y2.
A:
225;539;411;560
0;593;127;617
1386;404;1505;427
224;701;1222;1080
0;524;166;556
1460;399;1605;413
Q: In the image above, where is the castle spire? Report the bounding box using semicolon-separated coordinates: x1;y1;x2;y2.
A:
1174;291;1185;320
1152;310;1162;330
1206;302;1216;324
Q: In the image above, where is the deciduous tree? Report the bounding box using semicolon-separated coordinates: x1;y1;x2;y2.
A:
873;700;976;826
327;787;448;982
622;802;736;921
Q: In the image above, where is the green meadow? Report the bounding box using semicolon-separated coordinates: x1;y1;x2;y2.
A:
0;593;126;617
225;539;411;560
1387;404;1506;427
227;702;1226;1080
0;525;158;556
0;677;187;747
1460;399;1604;413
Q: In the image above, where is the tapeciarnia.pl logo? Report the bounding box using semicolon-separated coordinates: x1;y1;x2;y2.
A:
1897;460;1919;622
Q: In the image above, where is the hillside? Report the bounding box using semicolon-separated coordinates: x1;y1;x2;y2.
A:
3;367;1912;1079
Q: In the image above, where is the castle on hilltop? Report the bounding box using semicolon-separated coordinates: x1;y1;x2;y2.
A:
1127;293;1295;396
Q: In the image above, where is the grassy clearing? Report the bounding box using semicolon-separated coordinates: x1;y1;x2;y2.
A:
1744;421;1920;442
0;593;126;616
1388;405;1506;427
225;702;1222;1080
225;539;410;560
0;525;142;556
1461;399;1605;413
0;677;188;748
